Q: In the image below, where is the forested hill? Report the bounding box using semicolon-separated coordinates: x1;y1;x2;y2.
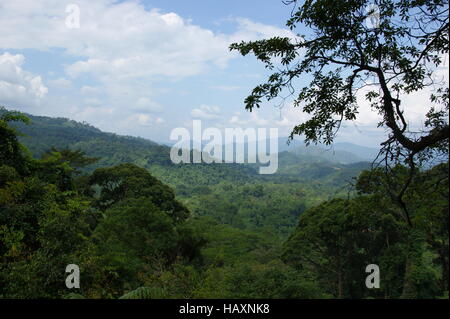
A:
1;108;447;299
10;112;171;166
7;110;370;188
4;108;369;239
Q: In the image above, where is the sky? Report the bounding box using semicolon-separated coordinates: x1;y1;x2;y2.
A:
0;0;447;147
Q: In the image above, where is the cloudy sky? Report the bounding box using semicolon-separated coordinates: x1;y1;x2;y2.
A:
0;0;447;147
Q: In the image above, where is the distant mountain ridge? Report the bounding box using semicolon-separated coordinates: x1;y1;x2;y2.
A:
278;138;379;164
167;137;378;165
2;108;370;190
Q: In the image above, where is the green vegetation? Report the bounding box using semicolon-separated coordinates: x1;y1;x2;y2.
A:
0;108;447;299
1;0;448;301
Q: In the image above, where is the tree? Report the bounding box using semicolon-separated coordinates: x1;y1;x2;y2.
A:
281;197;406;298
355;163;448;297
41;148;99;175
231;2;449;296
281;190;445;298
0;111;95;298
230;0;449;163
87;163;190;223
0;108;31;175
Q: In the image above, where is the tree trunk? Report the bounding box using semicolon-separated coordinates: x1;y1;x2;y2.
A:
400;229;423;299
400;257;417;299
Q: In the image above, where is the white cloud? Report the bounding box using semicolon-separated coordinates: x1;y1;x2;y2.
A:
84;97;102;107
354;54;449;131
49;77;71;89
80;85;100;95
0;52;48;108
191;104;221;119
155;117;165;124
134;97;163;113
228;111;270;127
0;1;294;82
0;0;298;141
124;112;165;127
355;84;384;126
229;113;247;125
275;116;292;127
137;113;152;126
232;18;297;41
248;112;269;126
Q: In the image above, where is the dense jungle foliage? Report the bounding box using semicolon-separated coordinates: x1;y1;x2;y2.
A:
0;109;448;299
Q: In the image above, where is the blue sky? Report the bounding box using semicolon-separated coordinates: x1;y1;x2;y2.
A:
144;0;292;29
1;0;440;147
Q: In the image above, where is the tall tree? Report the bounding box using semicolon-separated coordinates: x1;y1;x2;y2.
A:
231;0;449;163
231;3;449;293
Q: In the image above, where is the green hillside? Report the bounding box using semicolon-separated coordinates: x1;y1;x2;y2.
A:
7;110;369;236
1;108;447;299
